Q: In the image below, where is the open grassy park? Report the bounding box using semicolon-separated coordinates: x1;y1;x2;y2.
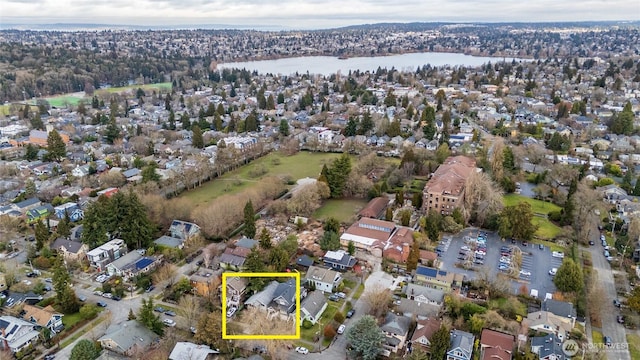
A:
180;151;341;209
503;194;563;240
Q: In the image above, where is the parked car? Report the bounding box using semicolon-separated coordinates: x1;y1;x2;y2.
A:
549;268;557;276
154;306;165;313
613;299;621;307
164;310;176;317
604;336;612;346
617;315;625;324
44;355;55;360
336;292;346;299
539;244;545;250
329;294;339;301
112;295;121;301
26;272;38;278
97;301;107;307
102;293;113;299
519;270;531;277
295;347;309;354
93;290;103;296
163;319;176;327
346;309;355;318
337;324;346;334
552;251;565;258
227;307;237;318
146;285;155;293
589;241;595;246
78;295;87;302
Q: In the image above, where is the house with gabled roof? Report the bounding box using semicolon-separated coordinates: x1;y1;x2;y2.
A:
410;318;442;353
405;283;445;306
14;197;41;214
414;265;464;291
358;197;389;219
269;278;297;319
304;265;342;293
98;320;158;356
226;277;248;308
381;313;411;354
50;237;89;262
530;334;565;360
169;342;219;360
322;249;357;271
300;290;327;325
447;329;474;360
246;281;279;310
0;315;40;353
154;235;184;249
479;329;514;360
22;304;64;334
169;219;201;240
339;218;396;257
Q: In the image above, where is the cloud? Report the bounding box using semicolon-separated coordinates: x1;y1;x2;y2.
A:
1;0;638;28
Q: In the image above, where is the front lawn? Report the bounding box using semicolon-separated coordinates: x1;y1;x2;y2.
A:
592;329;603;344
61;312;83;329
352;283;365;301
313;199;369;223
300;304;339;342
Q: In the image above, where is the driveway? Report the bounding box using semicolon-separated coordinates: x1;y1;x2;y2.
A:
587;227;631;360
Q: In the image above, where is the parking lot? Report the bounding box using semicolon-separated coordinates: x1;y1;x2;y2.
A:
437;229;559;297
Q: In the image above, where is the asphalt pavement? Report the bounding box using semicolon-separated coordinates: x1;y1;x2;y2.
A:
587;227;631;360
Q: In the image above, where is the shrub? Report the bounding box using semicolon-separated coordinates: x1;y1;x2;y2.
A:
548;210;562;222
323;324;336;340
334;311;345;323
33;256;52;269
302;319;313;329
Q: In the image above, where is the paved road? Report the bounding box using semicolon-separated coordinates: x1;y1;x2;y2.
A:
587;227;630;360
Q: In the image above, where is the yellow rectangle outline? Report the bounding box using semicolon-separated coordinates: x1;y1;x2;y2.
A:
222;272;301;340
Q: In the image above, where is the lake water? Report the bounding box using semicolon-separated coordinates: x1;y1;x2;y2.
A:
218;52;525;76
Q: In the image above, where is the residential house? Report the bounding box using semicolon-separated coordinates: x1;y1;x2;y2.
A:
304;265;342;293
358;197;389;219
381;313;411;355
3;292;43;309
72;164;91;178
154;235;184;249
169;219;201;240
219;247;251;271
22;304;64;334
422;156;477;216
530;334;565;360
447;330;475;360
419;250;439;267
405;283;445;306
235;237;258;250
541;299;577;327
226;277;248;308
86;239;127;271
296;255;314;269
414;265;464;291
0;315;40;353
26;204;54;224
106;252;160;281
13;197;41;214
395;298;442;319
98;320;158;356
169;342;219;360
322;249;357;271
28;129;69;146
339;218;396;257
300;290;327;325
479;329;515;360
190;271;218;297
526;310;573;342
411;318;442;353
50;237;89;263
246;279;297;321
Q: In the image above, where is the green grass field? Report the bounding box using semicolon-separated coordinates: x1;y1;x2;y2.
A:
100;82;172;94
180;152;340;208
503;194;563;240
592;329;603;344
46;95;84;107
503;194;561;214
0;104;10;116
313;199;369;223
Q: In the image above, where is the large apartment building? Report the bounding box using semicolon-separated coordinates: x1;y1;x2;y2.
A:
422;156;477;216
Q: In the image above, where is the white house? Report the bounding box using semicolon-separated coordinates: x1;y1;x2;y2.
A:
304;265;342;293
0;315;40;353
300;290;328;325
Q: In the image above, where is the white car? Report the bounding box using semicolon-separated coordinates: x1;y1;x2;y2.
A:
295;347;309;354
163;319;176;327
552;251;565;258
227;307;237;318
337;324;346;334
549;268;557;276
519;270;531;277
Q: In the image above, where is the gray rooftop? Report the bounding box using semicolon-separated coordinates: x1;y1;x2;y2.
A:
300;290;327;318
98;320;157;353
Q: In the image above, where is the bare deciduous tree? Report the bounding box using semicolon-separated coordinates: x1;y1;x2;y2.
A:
362;285;392;320
572;180;600;245
463;171;504;226
177;295;201;329
152;263;178;287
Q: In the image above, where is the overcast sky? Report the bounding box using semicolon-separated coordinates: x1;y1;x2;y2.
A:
1;0;639;29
